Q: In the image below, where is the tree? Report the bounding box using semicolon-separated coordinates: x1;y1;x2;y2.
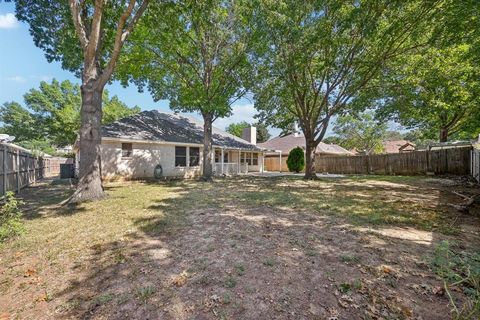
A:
251;0;442;179
118;0;251;180
0;79;140;152
226;121;250;138
377;45;480;142
384;130;404;141
286;147;304;173
0;102;41;142
226;121;271;143
254;122;271;143
332;111;387;155
16;0;149;202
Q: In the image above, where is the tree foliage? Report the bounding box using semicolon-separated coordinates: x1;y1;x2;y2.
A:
226;121;271;143
286;146;304;173
250;0;441;178
377;44;480;142
118;0;252;179
16;0;150;203
331;111;387;155
0;79;140;152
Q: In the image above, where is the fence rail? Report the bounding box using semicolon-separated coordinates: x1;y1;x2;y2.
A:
472;149;480;183
315;146;472;176
0;143;67;199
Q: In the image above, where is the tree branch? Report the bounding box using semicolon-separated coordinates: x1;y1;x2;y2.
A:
69;0;88;50
98;0;149;88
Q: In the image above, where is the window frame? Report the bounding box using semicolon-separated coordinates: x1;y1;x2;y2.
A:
189;147;200;167
252;153;258;166
246;152;252;165
175;146;187;167
121;143;133;158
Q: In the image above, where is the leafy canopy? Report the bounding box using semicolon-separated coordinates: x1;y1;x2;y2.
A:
331;111;387;155
377;44;480;141
226;121;271;143
251;0;440;143
0;79;140;150
118;0;252;120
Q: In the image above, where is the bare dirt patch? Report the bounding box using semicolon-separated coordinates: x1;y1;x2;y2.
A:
0;176;479;319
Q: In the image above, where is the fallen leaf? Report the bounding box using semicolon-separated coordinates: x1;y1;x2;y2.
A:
24;268;37;277
172;271;188;287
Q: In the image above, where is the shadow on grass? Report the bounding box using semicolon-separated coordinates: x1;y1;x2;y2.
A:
7;175;479;319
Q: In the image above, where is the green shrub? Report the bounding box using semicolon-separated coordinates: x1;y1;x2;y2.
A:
286;147;305;173
430;241;480;319
0;192;24;242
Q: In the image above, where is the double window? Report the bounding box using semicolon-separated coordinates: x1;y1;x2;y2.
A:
175;146;201;167
121;143;133;158
240;152;259;166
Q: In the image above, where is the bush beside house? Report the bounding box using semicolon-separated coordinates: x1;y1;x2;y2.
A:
0;192;24;242
287;147;305;173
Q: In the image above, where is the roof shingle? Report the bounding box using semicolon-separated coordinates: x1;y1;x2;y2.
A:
258;134;353;155
101;110;261;151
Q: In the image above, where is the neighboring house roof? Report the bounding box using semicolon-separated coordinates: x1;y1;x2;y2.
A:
258;133;353;155
101;110;262;151
383;140;416;153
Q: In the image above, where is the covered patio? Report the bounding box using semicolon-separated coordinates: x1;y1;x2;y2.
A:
212;147;264;176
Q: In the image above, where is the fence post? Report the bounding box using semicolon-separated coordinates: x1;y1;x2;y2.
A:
33;156;36;185
16;149;20;193
2;146;6;199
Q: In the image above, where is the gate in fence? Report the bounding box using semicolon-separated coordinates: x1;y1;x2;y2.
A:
0;143;68;199
472;149;480;183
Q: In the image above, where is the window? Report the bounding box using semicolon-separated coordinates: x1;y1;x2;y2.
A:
122;143;132;158
175;146;187;167
214;150;228;163
246;152;252;165
189;147;200;166
240;152;245;164
252;153;258;165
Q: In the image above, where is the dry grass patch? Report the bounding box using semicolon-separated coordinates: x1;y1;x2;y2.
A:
0;175;478;319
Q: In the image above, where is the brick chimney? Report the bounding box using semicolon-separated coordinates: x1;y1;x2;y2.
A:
242;126;257;145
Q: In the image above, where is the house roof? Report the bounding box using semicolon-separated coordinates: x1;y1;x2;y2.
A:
101;110;262;151
383;140;416;153
258;133;353;155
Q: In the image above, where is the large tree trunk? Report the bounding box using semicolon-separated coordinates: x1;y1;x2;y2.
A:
202;112;214;181
304;136;317;179
70;81;105;203
439;127;449;142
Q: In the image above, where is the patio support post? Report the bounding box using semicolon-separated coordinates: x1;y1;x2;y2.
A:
238;149;241;174
261;153;264;173
211;147;215;174
279;152;282;173
221;148;224;175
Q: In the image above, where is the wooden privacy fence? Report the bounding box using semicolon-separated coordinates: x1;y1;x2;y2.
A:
264;156;290;172
0;143;65;198
472;149;480;183
315;146;472;176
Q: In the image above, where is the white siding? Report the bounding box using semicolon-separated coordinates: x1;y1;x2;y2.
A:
101;141;202;179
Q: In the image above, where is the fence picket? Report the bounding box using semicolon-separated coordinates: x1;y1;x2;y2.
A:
315;146;472;176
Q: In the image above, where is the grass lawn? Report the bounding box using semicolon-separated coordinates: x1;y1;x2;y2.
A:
0;175;479;319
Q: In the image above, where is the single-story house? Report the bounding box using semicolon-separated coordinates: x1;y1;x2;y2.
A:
75;110;265;179
258;133;353;171
383;140;416;153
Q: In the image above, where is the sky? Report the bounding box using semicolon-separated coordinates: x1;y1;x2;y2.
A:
0;3;282;136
